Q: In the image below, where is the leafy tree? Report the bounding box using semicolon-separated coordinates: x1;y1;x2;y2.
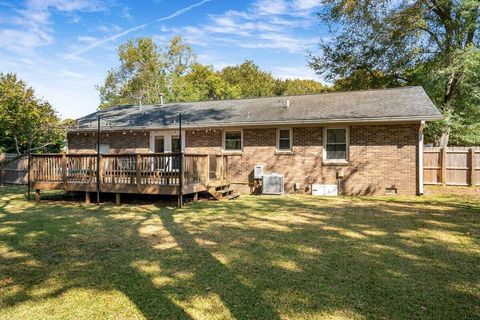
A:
220;60;277;97
97;36;197;109
98;37;329;108
309;0;480;146
274;79;329;95
97;37;165;109
185;63;241;100
0;73;64;158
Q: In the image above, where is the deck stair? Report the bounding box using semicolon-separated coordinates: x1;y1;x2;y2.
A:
207;183;240;200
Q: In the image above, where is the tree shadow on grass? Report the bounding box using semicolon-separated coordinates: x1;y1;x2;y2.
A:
180;196;480;318
0;187;280;319
0;187;479;319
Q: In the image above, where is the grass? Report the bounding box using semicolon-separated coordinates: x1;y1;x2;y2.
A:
0;186;479;320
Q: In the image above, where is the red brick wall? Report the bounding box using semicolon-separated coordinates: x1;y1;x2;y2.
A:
184;124;419;195
67;132;150;154
67;124;420;195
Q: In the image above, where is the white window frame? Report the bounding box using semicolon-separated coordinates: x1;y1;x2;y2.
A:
222;129;243;153
323;127;349;163
276;128;293;152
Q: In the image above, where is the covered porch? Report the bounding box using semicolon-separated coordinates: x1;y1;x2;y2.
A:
30;153;233;206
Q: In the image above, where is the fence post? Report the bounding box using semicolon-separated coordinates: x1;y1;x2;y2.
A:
470;148;475;187
441;147;447;186
0;165;4;186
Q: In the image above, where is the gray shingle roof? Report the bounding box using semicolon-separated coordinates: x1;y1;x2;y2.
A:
72;86;442;131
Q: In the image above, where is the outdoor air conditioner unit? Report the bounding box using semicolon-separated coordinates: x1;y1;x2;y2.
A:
254;164;264;179
262;174;284;195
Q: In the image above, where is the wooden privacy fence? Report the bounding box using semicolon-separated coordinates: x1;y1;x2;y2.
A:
0;154;28;185
423;147;480;186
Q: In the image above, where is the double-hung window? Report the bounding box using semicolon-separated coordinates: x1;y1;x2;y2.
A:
277;128;292;151
324;128;349;162
224;130;242;151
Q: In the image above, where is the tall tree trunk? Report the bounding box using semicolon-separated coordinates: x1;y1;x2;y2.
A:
439;72;460;147
13;135;21;156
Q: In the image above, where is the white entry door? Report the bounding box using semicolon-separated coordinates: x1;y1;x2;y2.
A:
150;131;185;153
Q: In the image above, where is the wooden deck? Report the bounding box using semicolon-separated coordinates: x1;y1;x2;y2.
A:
30;153;229;205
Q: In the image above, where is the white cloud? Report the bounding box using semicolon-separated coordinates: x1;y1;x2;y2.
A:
78;36;98;43
254;0;288;15
0;0;106;52
66;0;212;58
292;0;319;11
161;0;320;54
121;6;133;22
273;66;319;80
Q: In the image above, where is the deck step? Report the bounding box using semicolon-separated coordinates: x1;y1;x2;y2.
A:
226;193;240;200
217;188;233;194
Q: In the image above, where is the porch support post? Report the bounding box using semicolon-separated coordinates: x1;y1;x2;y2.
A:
193;192;198;202
35;189;41;202
85;192;91;204
115;193;121;206
178;113;184;208
96;115;101;204
418;121;425;195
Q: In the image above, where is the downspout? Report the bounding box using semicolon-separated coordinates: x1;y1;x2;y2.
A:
418;121;425;195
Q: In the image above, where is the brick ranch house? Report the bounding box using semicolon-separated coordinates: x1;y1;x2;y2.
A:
67;86;442;196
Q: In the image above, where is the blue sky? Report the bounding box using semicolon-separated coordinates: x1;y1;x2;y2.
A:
0;0;327;119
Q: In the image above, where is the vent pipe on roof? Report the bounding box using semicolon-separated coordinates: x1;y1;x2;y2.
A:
285;99;290;108
160;93;164;106
137;96;142;110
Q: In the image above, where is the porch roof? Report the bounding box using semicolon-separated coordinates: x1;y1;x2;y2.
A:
71;86;442;131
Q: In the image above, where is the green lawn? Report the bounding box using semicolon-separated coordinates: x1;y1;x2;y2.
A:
0;187;479;320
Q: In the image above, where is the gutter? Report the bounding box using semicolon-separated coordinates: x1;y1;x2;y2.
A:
68;115;444;133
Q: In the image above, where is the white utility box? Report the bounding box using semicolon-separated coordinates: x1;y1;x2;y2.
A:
311;184;338;196
254;164;264;179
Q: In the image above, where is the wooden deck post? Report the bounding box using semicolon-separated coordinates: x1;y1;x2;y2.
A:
178;153;185;208
85;192;91;204
136;154;141;192
193;192;198;202
61;153;67;189
470;148;476;187
441;147;447;186
115;193;121;206
35;189;41;202
205;155;210;185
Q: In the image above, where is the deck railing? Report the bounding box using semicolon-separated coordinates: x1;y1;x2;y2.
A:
30;153;228;193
